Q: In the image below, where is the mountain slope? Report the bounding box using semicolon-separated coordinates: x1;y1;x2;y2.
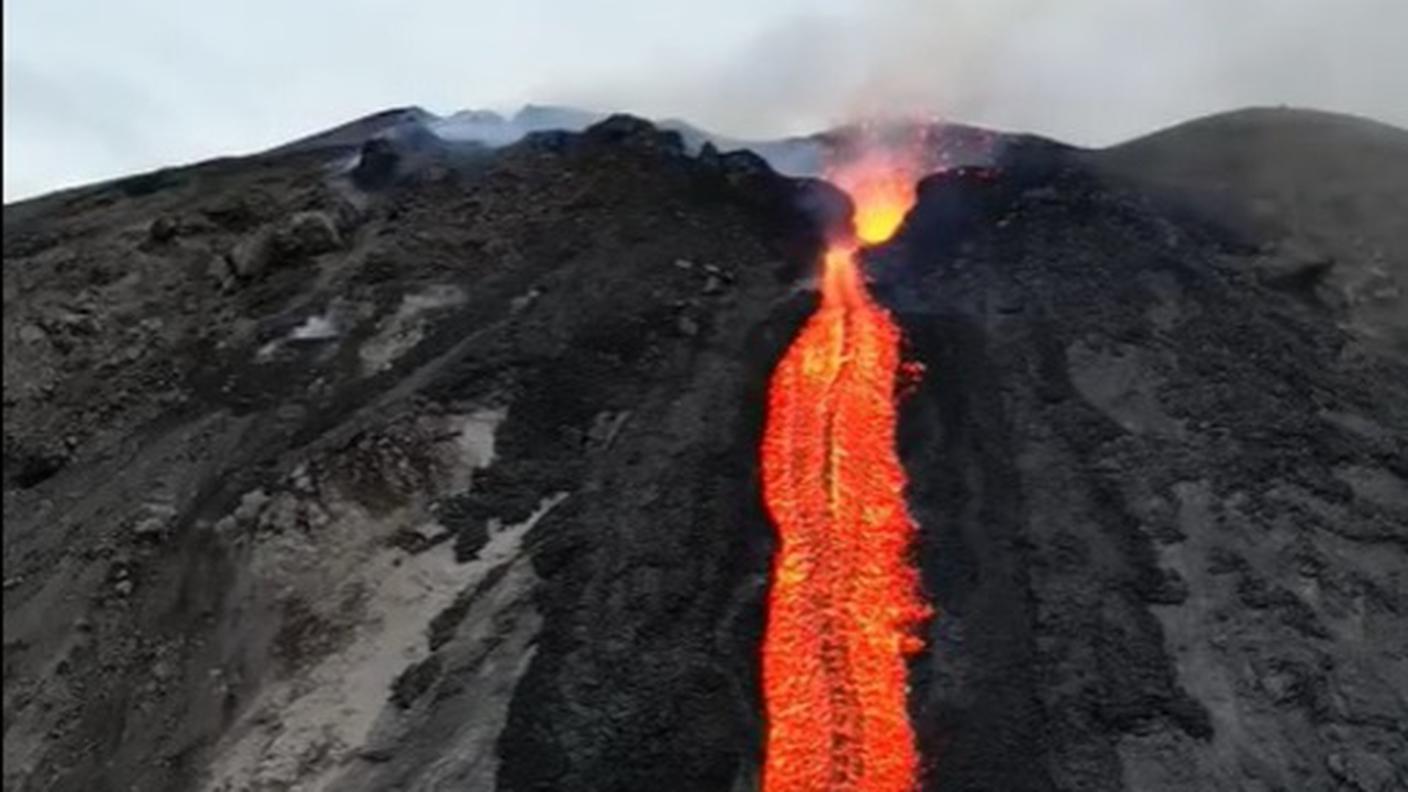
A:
1085;107;1408;349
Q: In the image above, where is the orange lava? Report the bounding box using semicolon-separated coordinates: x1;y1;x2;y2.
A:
830;149;920;245
760;149;929;792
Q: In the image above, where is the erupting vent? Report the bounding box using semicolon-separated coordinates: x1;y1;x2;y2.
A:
760;148;930;792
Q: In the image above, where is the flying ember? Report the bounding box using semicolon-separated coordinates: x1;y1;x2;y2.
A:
759;143;930;792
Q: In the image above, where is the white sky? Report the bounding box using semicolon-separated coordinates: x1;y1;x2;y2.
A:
5;0;1406;201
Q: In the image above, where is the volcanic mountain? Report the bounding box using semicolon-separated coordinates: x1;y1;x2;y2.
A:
3;107;1406;792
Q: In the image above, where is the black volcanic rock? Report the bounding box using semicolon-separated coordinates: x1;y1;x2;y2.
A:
878;139;1408;790
351;137;403;190
3;109;1406;792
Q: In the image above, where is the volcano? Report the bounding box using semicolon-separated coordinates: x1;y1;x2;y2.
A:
4;108;1408;792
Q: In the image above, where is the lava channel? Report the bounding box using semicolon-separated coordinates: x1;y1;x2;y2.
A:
760;150;930;792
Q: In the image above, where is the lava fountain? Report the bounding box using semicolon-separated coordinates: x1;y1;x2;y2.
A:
760;142;930;792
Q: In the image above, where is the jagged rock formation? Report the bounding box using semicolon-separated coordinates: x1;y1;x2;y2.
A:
4;108;1406;792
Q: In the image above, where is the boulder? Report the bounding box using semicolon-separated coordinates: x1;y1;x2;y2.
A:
278;211;342;257
351;137;400;189
147;215;180;244
229;227;276;279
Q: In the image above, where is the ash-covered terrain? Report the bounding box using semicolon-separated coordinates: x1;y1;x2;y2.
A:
4;107;1407;792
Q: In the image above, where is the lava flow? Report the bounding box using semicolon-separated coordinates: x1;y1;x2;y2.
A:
760;146;929;792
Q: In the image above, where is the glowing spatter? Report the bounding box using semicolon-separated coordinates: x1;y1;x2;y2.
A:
760;151;929;792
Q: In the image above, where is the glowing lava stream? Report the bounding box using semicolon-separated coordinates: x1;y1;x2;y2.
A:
760;153;929;792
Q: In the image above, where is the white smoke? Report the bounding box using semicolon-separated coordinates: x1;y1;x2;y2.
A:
430;106;606;146
541;0;1408;145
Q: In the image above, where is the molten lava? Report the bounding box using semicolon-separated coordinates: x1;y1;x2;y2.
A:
831;149;920;245
760;148;929;792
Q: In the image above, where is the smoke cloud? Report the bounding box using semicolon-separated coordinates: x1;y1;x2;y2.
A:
549;0;1408;144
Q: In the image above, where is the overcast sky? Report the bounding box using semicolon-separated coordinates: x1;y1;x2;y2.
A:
5;0;1406;201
